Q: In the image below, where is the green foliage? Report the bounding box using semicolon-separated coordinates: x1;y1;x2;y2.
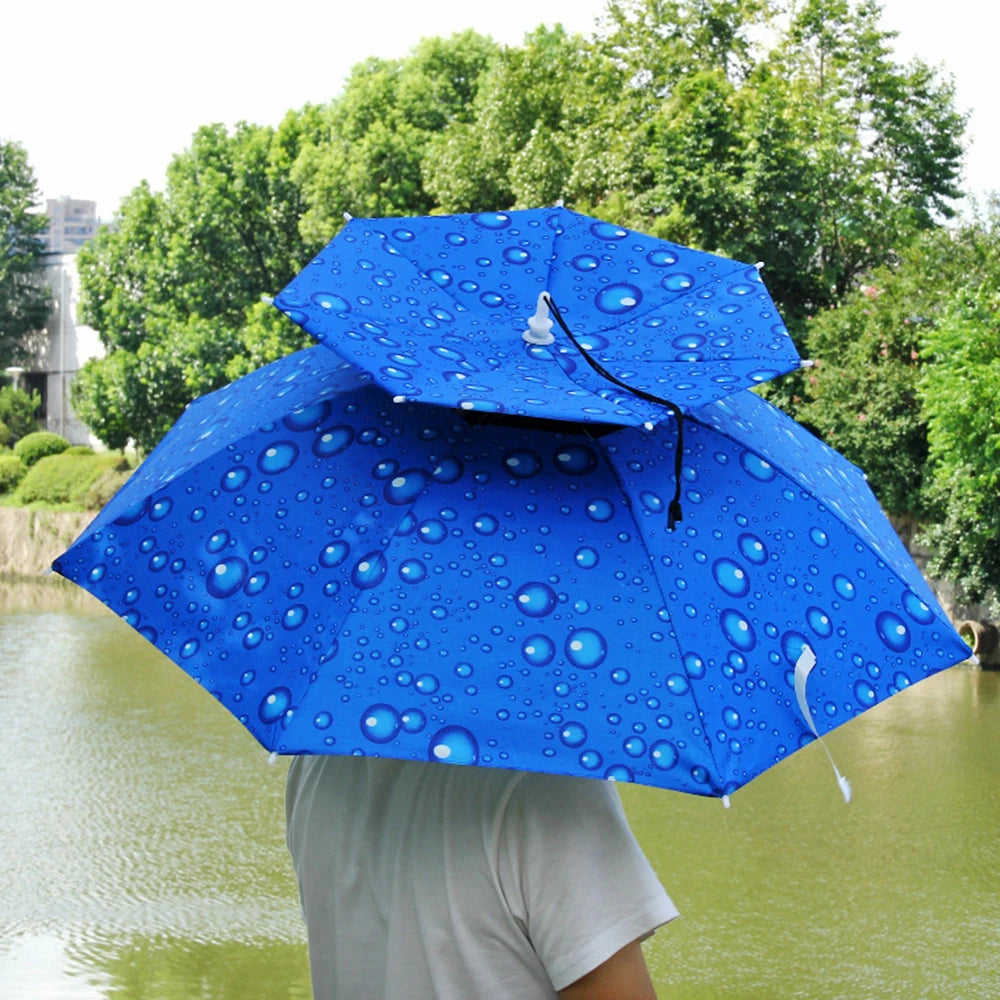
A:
224;300;312;380
424;26;619;213
69;351;139;452
0;421;9;447
919;277;1000;609
74;116;324;451
423;0;966;335
0;139;50;367
14;451;124;507
800;201;1000;607
13;430;70;466
295;31;500;241
0;454;26;494
800;216;999;513
72;0;967;478
83;465;134;510
0;384;40;442
800;277;931;516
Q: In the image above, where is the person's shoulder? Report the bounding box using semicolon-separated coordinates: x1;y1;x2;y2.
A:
505;771;624;829
514;771;622;802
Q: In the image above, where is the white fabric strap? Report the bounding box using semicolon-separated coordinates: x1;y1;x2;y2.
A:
794;645;852;803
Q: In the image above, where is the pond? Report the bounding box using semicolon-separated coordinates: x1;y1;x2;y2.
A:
1;578;997;999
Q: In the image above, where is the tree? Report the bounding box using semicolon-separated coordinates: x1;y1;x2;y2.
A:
74;35;501;452
424;26;625;212
798;274;930;517
919;286;1000;610
0;140;49;365
747;0;965;320
0;384;41;442
73;2;968;459
916;204;1000;609
422;0;966;341
798;202;1000;608
74;119;320;450
295;31;500;242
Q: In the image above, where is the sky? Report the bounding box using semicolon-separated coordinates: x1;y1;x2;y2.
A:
1;0;995;222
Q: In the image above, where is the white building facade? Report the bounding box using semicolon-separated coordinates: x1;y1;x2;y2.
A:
42;197;99;253
27;252;105;446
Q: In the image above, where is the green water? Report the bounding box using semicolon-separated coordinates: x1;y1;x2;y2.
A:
2;580;997;999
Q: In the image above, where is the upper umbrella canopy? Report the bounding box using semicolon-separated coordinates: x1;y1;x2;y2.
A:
273;207;802;427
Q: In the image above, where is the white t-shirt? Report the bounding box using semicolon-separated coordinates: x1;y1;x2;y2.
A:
285;756;678;999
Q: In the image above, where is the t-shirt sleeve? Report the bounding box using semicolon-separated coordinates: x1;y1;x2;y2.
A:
497;772;679;992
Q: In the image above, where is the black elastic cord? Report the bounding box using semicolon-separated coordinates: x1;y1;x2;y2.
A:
543;293;684;530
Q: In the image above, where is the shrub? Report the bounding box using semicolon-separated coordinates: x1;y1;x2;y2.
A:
84;465;134;509
14;431;70;467
0;420;10;447
64;444;96;455
0;454;26;494
14;451;124;506
0;386;40;442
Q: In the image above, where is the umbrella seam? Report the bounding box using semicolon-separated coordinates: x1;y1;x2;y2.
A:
685;409;930;597
582;262;768;345
364;213;544;336
276;490;438;751
594;432;730;795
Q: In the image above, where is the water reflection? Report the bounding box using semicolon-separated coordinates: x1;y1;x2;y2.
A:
0;584;309;1000
1;580;998;999
626;666;1000;999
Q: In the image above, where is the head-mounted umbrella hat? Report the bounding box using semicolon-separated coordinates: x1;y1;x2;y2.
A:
272;207;804;427
53;346;970;799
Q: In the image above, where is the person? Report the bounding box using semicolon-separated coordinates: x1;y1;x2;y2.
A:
286;754;678;999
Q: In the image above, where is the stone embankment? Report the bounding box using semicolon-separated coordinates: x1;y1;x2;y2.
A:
0;507;95;577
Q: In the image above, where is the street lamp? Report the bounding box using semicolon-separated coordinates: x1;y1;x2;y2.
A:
5;366;24;391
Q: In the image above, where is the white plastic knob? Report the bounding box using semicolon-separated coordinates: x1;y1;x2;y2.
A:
522;291;555;345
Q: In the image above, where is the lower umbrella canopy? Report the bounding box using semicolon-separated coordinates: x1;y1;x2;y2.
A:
53;347;970;797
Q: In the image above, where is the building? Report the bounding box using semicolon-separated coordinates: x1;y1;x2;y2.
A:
14;198;105;446
41;197;99;253
26;252;105;446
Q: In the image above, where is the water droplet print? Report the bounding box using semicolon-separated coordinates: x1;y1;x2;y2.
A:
430;726;479;764
650;740;679;770
222;467;251;492
522;634;557;667
351;553;388;590
362;704;401;743
560;722;588;748
589;221;628;241
384;469;429;505
207;558;248;599
504;449;543;479
720;609;756;652
515;582;558;618
595;284;642;315
554;444;598;476
320;541;350;568
876;612;911;653
310;291;350;312
565;629;608;669
712;559;750;598
259;687;292;725
313;426;354;458
56;217;969;794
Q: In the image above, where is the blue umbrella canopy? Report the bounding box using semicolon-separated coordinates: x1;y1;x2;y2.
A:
53;347;969;797
272;207;803;427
